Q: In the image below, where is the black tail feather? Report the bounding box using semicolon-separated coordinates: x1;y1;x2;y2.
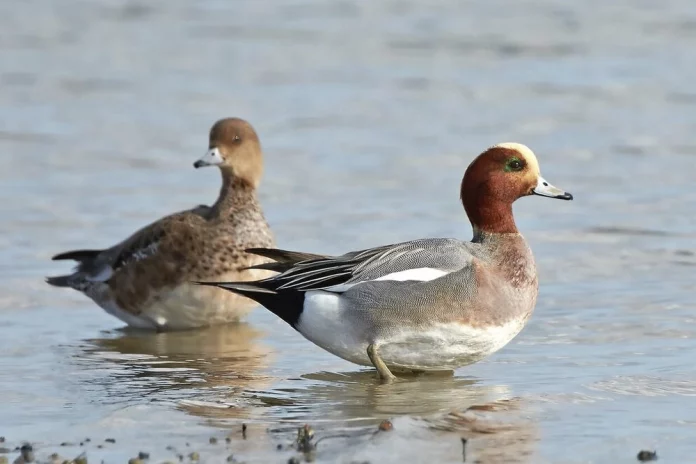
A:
198;247;335;328
244;262;296;273
245;248;328;263
196;280;304;327
52;249;103;262
45;275;72;287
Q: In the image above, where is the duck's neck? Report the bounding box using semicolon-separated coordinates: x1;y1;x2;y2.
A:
211;168;258;217
465;197;518;235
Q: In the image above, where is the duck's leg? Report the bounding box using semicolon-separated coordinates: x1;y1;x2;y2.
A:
367;344;397;382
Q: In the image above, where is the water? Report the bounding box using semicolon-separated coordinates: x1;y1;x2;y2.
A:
1;0;695;462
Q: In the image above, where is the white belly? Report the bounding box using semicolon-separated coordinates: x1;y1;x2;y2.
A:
376;319;527;370
91;284;256;330
139;283;259;330
88;270;271;330
297;291;527;370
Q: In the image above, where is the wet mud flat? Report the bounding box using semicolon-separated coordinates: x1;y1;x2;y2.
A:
1;399;545;463
0;399;660;464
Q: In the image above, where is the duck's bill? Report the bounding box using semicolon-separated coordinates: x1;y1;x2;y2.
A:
193;147;223;168
533;176;573;200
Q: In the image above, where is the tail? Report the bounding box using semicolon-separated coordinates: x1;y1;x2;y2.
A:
245;247;327;263
203;247;328;326
244;247;330;273
50;249;104;287
196;280;304;327
46;275;73;287
52;249;103;262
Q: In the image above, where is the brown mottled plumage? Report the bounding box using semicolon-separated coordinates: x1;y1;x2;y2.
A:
47;118;275;330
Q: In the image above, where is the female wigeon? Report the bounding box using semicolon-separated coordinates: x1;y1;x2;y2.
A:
47;118;275;331
199;143;572;380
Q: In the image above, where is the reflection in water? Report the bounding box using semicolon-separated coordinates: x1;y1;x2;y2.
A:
63;309;539;462
180;370;538;463
254;397;539;464
73;323;274;409
181;369;511;425
259;371;508;422
73;324;540;462
430;400;539;463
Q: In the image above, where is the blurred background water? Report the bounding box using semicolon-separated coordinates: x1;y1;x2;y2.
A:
1;0;695;462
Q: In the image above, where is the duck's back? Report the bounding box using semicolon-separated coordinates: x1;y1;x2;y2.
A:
49;199;275;330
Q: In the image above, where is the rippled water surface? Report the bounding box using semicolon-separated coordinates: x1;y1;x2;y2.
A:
2;0;696;462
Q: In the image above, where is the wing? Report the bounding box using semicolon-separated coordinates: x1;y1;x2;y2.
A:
250;238;477;293
76;212;203;282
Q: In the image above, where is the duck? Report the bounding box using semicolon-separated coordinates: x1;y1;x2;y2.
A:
198;143;572;380
47;117;276;331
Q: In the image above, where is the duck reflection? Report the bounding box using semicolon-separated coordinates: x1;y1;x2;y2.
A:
184;366;510;423
77;328;538;461
427;399;539;463
255;371;506;421
76;323;274;407
180;369;537;463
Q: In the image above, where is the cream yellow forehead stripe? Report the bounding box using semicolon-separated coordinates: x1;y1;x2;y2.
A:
492;142;540;175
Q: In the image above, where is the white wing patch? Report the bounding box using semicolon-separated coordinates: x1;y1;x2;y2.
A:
131;242;159;262
323;267;449;293
86;266;114;282
374;267;449;282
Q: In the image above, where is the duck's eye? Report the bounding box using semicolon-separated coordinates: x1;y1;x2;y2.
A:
234;135;241;142
506;158;524;172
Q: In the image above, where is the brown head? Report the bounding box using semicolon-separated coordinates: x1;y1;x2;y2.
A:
193;118;264;188
460;143;572;234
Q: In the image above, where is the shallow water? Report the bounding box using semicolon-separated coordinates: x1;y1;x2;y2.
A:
1;0;696;462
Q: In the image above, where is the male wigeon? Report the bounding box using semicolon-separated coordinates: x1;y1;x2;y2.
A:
199;143;572;380
47;118;275;331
